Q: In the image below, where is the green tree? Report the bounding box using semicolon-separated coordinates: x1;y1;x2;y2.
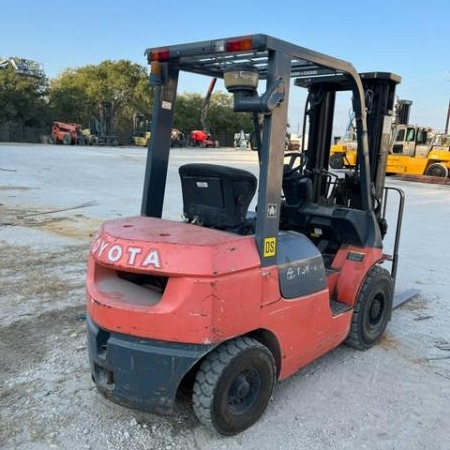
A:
0;58;256;146
207;92;253;145
173;92;203;133
0;66;50;127
49;60;153;143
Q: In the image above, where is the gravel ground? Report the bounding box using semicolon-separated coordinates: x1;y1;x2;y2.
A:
1;143;449;450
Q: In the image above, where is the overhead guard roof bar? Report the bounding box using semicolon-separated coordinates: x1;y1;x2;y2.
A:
145;34;372;212
145;34;360;82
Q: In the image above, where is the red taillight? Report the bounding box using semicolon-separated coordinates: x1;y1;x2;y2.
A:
150;49;170;62
225;37;253;52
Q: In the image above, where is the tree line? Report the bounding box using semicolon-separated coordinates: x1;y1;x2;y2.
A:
0;60;253;145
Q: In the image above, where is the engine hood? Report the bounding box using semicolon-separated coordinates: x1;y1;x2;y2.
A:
90;216;260;276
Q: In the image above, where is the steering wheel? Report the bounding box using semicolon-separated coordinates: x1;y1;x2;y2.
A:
283;151;304;177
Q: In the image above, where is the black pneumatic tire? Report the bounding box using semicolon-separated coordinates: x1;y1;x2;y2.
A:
62;133;71;145
345;266;394;350
425;162;448;178
329;153;344;169
192;337;276;436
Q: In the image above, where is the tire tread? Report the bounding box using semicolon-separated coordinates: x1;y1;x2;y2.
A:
192;337;271;432
345;266;393;350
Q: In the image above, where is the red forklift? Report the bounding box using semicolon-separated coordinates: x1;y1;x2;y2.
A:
86;34;405;435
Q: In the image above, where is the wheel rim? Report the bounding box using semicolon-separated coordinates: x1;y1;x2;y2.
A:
367;292;385;332
227;369;261;415
193;339;275;435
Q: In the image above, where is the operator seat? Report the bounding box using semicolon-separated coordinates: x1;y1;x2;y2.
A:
179;163;257;234
282;171;313;206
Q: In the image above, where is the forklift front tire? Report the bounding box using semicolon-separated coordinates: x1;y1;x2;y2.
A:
345;266;394;350
192;336;276;436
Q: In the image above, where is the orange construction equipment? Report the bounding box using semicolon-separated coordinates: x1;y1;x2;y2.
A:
48;121;82;145
189;129;217;147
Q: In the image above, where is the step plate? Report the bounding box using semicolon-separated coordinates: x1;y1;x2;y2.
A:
330;300;352;315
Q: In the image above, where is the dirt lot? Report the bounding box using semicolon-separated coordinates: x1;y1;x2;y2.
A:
1;144;449;450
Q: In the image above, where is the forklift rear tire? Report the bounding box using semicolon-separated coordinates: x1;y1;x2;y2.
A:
345;266;394;350
329;153;344;169
425;163;448;178
192;336;276;436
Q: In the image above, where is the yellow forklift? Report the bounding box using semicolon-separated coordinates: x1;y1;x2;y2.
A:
133;113;151;147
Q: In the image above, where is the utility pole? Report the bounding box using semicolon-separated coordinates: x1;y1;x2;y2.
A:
445;99;450;134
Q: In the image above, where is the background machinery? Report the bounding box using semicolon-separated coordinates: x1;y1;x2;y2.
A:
170;128;184;147
48;121;83;145
234;129;251;149
133;113;151;147
133;114;184;147
189;77;219;147
189;129;217;147
83;101;119;146
48;102;118;146
87;34;405;435
330;98;450;178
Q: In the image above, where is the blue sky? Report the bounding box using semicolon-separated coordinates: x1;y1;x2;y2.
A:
2;0;449;133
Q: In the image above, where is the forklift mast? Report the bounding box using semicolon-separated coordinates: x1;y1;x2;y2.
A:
395;99;413;126
296;72;399;213
360;73;400;203
100;101;113;135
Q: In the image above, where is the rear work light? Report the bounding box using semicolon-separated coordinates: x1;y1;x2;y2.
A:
225;37;254;53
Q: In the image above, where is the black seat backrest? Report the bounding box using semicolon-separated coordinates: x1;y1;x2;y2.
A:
179;163;257;231
282;173;313;206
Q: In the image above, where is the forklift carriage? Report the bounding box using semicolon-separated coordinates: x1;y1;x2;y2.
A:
86;34;404;435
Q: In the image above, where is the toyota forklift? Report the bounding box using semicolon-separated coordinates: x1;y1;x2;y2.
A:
86;34;405;435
